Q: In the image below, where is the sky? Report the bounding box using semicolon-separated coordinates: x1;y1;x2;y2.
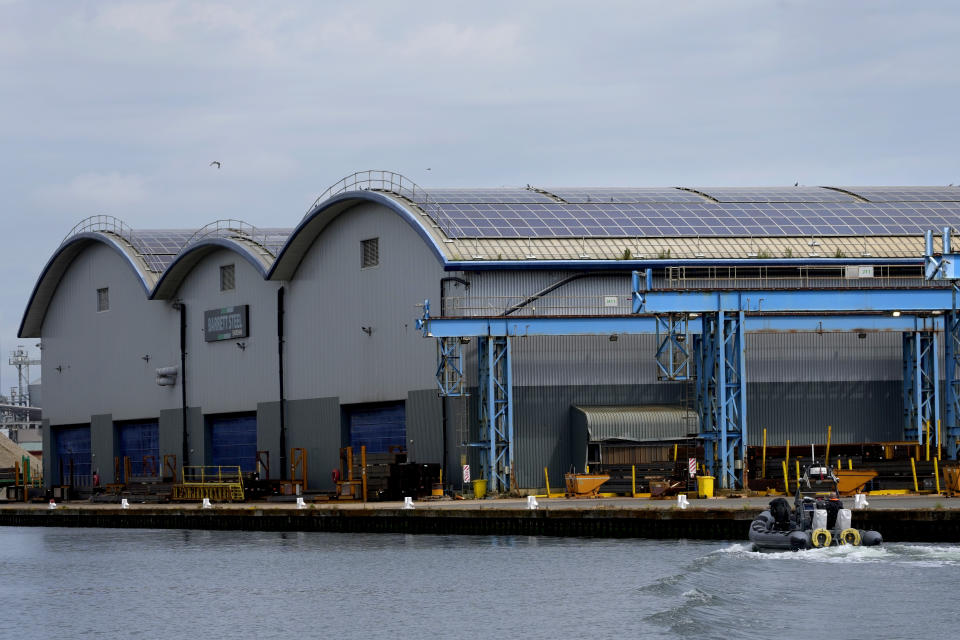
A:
1;0;959;397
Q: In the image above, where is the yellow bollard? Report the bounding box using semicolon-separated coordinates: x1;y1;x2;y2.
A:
934;457;941;494
848;458;853;470
673;443;678;462
937;420;942;461
825;425;832;466
911;457;918;493
836;457;841;470
782;461;789;494
795;460;801;493
632;465;637;498
761;429;767;479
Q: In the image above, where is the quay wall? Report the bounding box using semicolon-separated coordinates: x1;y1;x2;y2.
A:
2;507;960;542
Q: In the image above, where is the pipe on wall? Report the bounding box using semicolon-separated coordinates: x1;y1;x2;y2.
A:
278;286;287;480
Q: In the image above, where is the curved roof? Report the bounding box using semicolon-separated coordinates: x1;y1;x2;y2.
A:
269;190;448;280
18;231;159;338
21;173;960;337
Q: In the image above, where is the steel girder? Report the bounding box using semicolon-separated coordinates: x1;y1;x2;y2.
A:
903;331;940;445
655;314;692;380
476;336;513;493
435;337;465;396
695;311;746;490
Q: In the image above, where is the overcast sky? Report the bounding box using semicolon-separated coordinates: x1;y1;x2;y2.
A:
1;0;959;395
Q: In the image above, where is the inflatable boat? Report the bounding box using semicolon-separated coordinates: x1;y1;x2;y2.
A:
749;466;882;551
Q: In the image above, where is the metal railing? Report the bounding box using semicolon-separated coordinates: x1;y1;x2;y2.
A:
62;215;164;272
306;170;465;238
662;265;941;290
179;219;280;259
443;295;633;317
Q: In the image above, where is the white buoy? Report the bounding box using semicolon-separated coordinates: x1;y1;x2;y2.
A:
404;497;415;509
296;497;307;509
48;499;57;510
854;494;869;509
121;498;130;509
527;495;539;510
677;494;689;509
202;498;213;509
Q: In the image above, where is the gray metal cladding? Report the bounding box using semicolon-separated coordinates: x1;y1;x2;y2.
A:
406;390;442;463
40;243;181;424
571;405;696;442
285;397;341;490
512;335;663;386
747;381;902;446
747;332;902;382
283;202;444;405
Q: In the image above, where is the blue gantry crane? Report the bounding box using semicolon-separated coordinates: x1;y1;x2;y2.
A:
418;229;960;492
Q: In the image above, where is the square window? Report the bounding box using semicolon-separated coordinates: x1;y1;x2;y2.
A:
220;264;235;291
97;287;109;312
361;238;379;268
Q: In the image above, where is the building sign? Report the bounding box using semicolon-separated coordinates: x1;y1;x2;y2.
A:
204;305;249;342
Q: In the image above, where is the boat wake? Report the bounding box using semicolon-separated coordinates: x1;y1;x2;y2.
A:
719;541;960;565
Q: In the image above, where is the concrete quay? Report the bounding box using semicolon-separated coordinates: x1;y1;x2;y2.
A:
3;495;960;542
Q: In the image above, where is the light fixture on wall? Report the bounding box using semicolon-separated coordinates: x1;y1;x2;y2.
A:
236;342;247;351
142;355;150;362
608;334;618;342
892;311;901;317
361;326;373;336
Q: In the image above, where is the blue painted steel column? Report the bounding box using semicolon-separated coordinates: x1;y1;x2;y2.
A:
718;311;728;488
903;331;938;444
946;310;960;458
476;335;513;493
655;314;691;380
737;310;747;487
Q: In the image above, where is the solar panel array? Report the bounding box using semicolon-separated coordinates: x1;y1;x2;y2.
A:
544;188;704;203
837;187;960;202
420;201;960;239
128;228;293;271
691;187;857;203
412;188;556;204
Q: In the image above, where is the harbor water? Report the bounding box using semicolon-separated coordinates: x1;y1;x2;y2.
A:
0;527;956;639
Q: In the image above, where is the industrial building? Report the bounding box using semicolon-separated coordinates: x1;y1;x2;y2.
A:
18;171;960;494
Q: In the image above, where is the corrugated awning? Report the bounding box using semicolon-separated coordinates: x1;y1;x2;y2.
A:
571;405;697;442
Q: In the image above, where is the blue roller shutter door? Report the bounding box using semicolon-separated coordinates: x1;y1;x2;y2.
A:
117;421;159;476
54;426;91;485
349;402;406;454
209;415;257;472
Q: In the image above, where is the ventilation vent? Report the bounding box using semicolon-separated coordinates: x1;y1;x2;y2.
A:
361;238;379;268
220;264;235;291
97;287;109;312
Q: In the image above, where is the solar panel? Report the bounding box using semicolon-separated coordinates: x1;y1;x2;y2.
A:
690;187;857;203
542;187;705;203
427;201;960;239
836;187;960;202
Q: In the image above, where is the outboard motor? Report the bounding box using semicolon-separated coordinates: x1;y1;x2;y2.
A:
769;497;792;530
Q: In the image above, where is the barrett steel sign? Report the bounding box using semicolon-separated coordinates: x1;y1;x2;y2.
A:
204;305;249;342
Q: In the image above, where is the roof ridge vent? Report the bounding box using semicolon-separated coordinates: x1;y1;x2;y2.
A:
676;187;720;203
821;186;870;202
527;185;568;203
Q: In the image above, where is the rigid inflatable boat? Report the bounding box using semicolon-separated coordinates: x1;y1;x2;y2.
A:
749;466;882;551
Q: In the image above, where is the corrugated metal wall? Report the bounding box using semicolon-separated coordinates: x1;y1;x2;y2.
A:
407;390;442;464
41;243;180;424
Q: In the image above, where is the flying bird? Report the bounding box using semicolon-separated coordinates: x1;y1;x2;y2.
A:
210;161;221;169
794;181;798;186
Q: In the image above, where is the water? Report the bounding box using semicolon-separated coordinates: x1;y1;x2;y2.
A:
0;528;956;639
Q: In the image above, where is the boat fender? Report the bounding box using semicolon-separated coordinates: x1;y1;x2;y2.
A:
839;528;861;546
811;528;832;548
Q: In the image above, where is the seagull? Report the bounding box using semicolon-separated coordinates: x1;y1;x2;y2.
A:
210;161;221;169
794;181;799;186
425;167;431;171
